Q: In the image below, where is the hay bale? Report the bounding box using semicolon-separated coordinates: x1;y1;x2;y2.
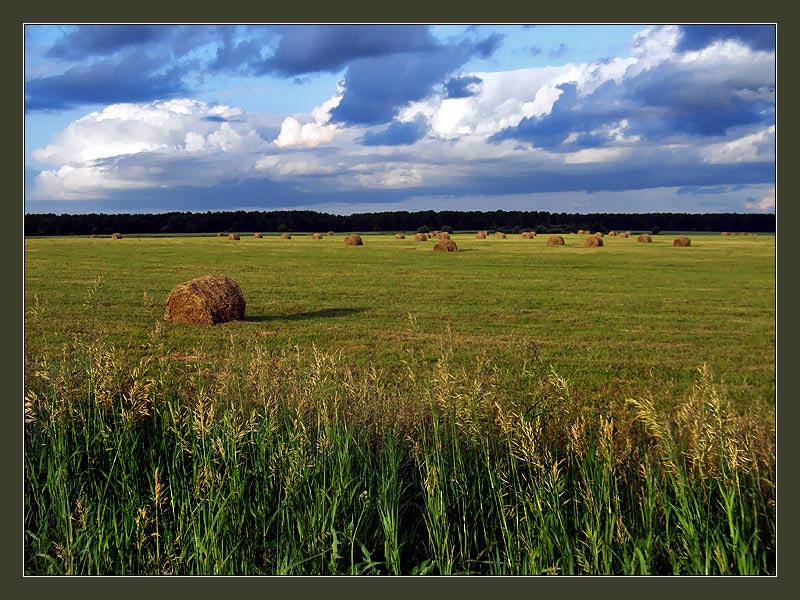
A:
673;236;691;247
624;231;631;236
495;232;507;239
738;232;747;236
394;233;406;239
584;236;604;247
721;232;729;236
637;234;652;243
475;231;487;239
433;239;458;252
608;231;617;236
577;229;585;235
280;233;291;240
327;231;335;236
547;235;565;246
413;233;427;241
311;233;323;239
594;232;603;238
165;274;245;325
520;231;535;239
111;233;123;239
254;233;264;238
344;234;363;246
437;232;451;240
227;233;240;240
216;232;226;237
618;232;630;238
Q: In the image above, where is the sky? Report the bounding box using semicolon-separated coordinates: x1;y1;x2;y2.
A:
24;24;776;215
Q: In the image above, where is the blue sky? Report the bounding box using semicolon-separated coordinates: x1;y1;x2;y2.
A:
24;24;775;214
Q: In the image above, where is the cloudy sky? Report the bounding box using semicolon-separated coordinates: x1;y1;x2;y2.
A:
24;24;776;215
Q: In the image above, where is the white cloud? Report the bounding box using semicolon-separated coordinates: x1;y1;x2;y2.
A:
273;85;344;147
702;126;775;164
744;186;775;211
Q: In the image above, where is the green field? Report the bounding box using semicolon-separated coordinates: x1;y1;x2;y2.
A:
24;232;776;575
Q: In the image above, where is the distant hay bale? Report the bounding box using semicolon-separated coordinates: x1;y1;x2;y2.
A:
327;231;335;236
749;233;758;236
311;233;323;239
547;235;565;246
721;232;729;236
594;232;603;238
165;274;245;325
430;231;440;237
344;234;363;246
584;236;604;247
673;236;691;247
227;233;240;240
433;239;458;252
437;232;451;240
624;231;631;236
608;231;617;236
111;233;123;239
280;233;291;240
637;234;652;243
520;231;535;239
495;232;507;239
475;231;487;239
577;229;585;235
394;233;406;239
618;232;630;238
738;232;747;236
413;233;427;241
254;233;264;238
216;232;226;237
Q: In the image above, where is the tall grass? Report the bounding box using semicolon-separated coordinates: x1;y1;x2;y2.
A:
24;336;774;575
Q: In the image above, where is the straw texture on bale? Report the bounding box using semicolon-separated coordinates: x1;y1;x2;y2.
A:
394;233;406;239
165;275;245;325
227;233;240;240
637;234;652;243
618;232;630;238
673;236;691;247
495;232;507;239
475;231;487;239
520;231;535;239
280;234;291;240
254;233;264;238
111;233;123;239
413;233;427;241
547;235;565;246
584;236;604;247
344;234;363;246
433;239;458;252
311;233;323;239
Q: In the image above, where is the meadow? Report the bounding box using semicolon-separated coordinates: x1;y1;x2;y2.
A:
24;232;776;575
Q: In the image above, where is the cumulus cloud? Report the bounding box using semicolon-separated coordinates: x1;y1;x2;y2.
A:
744;186;776;211
273;85;344;147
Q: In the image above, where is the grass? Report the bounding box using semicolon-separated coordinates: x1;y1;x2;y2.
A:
24;232;775;575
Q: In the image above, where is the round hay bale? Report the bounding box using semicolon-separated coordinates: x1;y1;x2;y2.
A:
738;232;747;236
636;234;652;243
433;239;458;252
254;233;264;238
311;233;323;239
608;231;617;236
673;236;691;247
165;274;245;325
327;231;335;236
344;234;363;246
594;232;603;238
475;231;487;239
413;233;427;241
520;231;535;239
216;232;226;237
547;235;565;246
227;233;240;240
577;229;585;235
394;233;406;239
721;232;729;236
111;233;123;239
280;233;291;240
584;236;604;247
624;231;632;236
618;232;630;238
437;232;451;240
495;232;507;239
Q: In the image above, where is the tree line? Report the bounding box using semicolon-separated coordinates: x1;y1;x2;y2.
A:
24;209;776;237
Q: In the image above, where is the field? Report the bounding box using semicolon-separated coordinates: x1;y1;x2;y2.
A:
24;232;776;575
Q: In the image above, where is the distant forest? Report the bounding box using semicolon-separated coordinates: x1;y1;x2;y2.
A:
24;210;776;236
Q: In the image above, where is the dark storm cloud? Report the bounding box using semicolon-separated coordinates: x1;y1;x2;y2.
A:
359;117;428;146
46;25;172;60
676;25;775;52
444;75;483;99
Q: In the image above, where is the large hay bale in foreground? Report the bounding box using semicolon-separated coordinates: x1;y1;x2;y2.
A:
433;239;458;252
476;231;487;239
547;235;565;246
394;233;406;239
495;232;507;239
673;236;691;247
584;236;604;247
254;233;264;238
413;233;427;241
344;234;363;246
165;275;245;325
637;234;652;243
227;233;240;240
280;233;292;240
311;233;323;239
111;233;123;239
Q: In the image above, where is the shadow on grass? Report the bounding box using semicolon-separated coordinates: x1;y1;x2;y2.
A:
246;307;366;323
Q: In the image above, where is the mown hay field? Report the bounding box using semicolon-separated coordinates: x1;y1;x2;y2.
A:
24;232;776;575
